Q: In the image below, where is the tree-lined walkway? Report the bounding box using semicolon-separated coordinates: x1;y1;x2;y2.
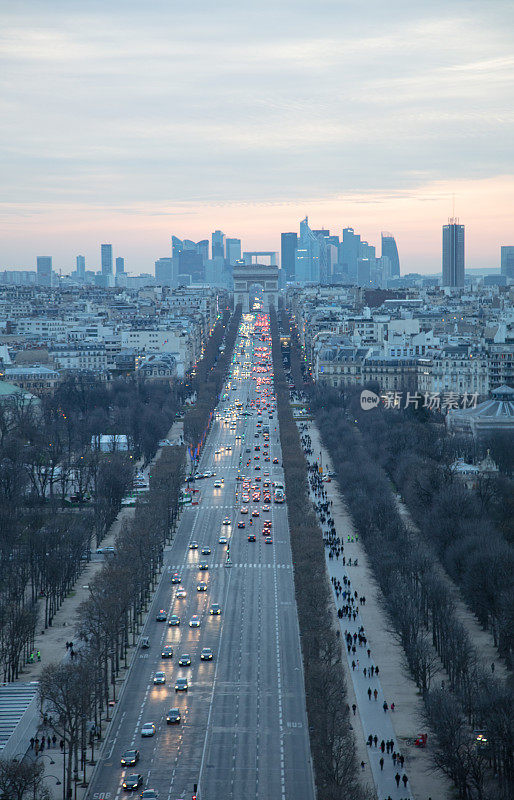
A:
300;419;451;800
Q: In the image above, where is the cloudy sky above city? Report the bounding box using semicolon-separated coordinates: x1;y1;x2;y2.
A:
1;0;513;273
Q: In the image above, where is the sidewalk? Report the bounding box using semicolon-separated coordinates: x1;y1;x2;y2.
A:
11;421;183;799
301;419;451;800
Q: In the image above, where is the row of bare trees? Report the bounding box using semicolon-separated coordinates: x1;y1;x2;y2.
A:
270;309;366;800
184;305;242;450
0;372;183;683
336;389;514;667
38;444;185;799
284;333;514;799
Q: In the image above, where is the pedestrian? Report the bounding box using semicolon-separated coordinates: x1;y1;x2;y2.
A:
383;701;388;712
374;689;378;700
367;734;373;747
379;757;384;771
52;735;56;747
399;754;404;768
363;667;367;677
360;761;365;770
352;704;356;716
367;687;372;700
491;662;495;673
351;660;356;671
395;773;401;787
391;702;395;712
60;740;64;752
380;740;385;753
30;737;35;749
47;736;51;748
37;650;41;662
375;665;379;676
402;774;408;788
367;649;371;658
392;752;397;765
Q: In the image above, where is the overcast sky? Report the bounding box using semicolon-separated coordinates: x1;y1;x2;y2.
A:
1;0;513;273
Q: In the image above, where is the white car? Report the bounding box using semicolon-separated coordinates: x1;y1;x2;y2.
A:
189;615;200;628
214;480;223;488
153;671;166;685
141;722;156;737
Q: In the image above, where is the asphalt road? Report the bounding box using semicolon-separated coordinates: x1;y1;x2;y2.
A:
87;313;315;800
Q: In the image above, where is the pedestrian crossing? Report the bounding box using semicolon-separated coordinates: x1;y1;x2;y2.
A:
167;563;292;570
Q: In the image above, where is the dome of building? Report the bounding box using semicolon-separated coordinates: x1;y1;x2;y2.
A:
446;384;514;437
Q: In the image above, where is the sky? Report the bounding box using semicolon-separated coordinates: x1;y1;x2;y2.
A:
1;0;513;274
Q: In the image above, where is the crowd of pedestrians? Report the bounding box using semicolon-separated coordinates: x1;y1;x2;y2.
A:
298;417;412;800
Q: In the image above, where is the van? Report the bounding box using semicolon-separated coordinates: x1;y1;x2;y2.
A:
140;637;150;649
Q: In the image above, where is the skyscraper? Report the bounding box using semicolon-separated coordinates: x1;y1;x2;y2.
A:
101;244;113;276
500;246;514;279
212;230;225;259
442;219;465;287
76;255;86;280
155;257;174;286
225;238;242;265
116;257;125;274
281;232;298;281
339;228;361;281
381;233;400;277
36;256;52;286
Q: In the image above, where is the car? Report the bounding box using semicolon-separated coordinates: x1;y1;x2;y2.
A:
255;465;260;470
248;534;256;542
140;637;150;649
175;677;188;692
240;505;248;514
201;546;211;555
141;722;156;737
222;517;231;525
238;521;245;528
197;581;207;591
218;536;228;544
140;791;158;799
252;509;260;517
265;536;273;544
214;449;221;455
198;563;209;570
273;458;279;464
120;749;139;767
263;505;270;512
153;671;166;685
189;615;200;627
176;588;187;598
210;603;221;615
201;647;213;660
156;610;167;621
264;456;270;462
96;546;115;554
122;773;143;791
213;480;223;488
171;573;181;584
161;645;173;658
178;653;191;666
166;707;181;724
189;541;199;550
168;615;180;626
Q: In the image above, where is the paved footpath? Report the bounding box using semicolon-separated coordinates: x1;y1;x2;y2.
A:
300;419;451;800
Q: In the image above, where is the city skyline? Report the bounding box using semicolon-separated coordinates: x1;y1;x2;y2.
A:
1;1;513;273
